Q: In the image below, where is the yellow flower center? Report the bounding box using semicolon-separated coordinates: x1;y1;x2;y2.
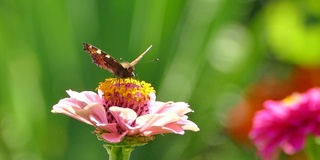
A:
97;78;155;118
282;93;301;107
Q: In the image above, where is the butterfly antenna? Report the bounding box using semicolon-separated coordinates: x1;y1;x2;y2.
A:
142;58;160;63
131;45;152;66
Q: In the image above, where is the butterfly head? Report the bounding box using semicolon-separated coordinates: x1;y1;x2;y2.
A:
118;62;135;78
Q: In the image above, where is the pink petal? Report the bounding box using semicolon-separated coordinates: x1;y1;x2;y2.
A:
148;101;167;114
75;104;107;123
179;119;200;131
282;133;305;154
168;102;194;115
52;90;106;127
142;125;185;135
66;90;104;104
53;98;87;110
136;113;184;135
137;113;179;128
74;103;119;133
52;103;93;125
101;131;128;143
149;101;193;116
109;107;137;131
136;101;199;135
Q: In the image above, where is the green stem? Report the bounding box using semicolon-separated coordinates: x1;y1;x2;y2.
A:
104;145;134;160
305;136;320;160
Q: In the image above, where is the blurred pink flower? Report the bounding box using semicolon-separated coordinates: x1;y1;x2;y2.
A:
249;88;320;160
52;78;199;144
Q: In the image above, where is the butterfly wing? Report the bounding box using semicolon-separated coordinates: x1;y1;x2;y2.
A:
83;43;125;76
130;45;152;66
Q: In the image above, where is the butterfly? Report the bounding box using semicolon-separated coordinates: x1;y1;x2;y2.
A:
83;43;152;78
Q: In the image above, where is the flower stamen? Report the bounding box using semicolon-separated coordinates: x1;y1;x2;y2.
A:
281;93;301;107
97;78;155;117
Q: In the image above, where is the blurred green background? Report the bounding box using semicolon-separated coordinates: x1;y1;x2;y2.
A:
1;0;320;159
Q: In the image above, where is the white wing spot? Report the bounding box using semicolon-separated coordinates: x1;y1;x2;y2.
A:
105;55;110;58
96;49;102;54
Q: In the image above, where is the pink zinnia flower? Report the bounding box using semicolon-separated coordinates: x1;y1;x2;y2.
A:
52;78;199;144
249;88;320;160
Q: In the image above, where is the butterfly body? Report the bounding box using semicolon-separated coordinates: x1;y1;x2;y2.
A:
83;43;152;78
